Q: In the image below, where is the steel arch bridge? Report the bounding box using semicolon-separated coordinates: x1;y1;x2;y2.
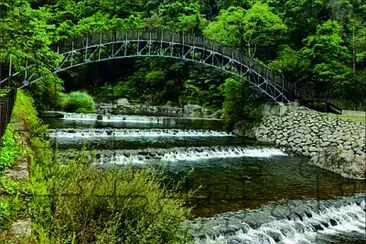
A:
0;29;291;104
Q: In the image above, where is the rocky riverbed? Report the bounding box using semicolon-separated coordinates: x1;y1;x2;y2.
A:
235;106;365;179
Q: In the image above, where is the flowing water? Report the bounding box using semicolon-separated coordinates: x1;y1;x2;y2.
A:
44;113;366;243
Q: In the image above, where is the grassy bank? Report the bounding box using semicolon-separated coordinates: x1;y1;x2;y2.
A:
1;90;192;243
326;113;365;122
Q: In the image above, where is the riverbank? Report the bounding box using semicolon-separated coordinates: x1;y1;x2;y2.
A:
235;105;365;179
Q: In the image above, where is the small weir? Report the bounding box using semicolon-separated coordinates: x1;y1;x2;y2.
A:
44;112;366;243
49;128;244;148
50;128;234;138
43;112;224;130
56;146;287;165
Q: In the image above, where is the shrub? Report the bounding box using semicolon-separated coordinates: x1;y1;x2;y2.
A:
61;91;96;113
219;78;246;127
219;78;263;129
30;160;191;243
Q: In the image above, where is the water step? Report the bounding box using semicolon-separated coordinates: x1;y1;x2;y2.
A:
50;128;233;138
190;197;366;243
56;147;287;165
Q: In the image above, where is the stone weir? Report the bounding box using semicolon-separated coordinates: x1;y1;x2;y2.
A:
235;105;365;179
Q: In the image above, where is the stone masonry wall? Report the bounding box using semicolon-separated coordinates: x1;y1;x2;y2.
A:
236;106;365;179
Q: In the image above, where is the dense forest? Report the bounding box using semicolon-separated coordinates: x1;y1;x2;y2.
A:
1;1;366;242
0;0;365;112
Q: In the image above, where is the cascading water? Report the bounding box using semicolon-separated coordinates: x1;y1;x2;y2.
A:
56;146;287;165
190;197;366;244
50;128;234;138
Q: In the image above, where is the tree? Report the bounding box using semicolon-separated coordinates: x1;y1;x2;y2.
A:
203;6;245;47
0;0;59;86
302;20;351;92
204;3;287;59
269;45;310;85
241;2;287;59
157;1;207;32
219;78;246;127
347;18;366;75
283;0;325;49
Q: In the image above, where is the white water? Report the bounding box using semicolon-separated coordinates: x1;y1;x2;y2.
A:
161;147;287;162
50;128;234;138
196;200;366;244
62;113;167;124
88;147;287;165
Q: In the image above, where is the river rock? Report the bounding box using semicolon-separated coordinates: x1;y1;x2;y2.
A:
309;146;317;152
321;142;330;147
294;138;302;144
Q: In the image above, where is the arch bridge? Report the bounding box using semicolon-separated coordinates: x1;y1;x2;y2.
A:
0;29;292;104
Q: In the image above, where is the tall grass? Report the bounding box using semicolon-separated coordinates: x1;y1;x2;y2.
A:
7;91;192;243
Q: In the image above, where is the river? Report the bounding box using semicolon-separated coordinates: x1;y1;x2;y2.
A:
43;113;366;243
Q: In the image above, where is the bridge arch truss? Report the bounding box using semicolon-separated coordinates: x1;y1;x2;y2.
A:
0;29;290;104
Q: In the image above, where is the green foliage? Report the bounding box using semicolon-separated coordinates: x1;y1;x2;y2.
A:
241;2;287;58
204;3;287;59
0;200;12;231
203;7;245;47
30;162;191;243
0;0;60;85
157;1;207;32
11;90;40;134
0;90;45;232
269;45;310;84
0;124;19;173
219;78;262;128
219;78;246;126
0;89;43;173
302;20;351;87
2;0;366;109
283;0;324;49
61;91;97;113
30;75;64;111
4;91;191;242
0;179;23;232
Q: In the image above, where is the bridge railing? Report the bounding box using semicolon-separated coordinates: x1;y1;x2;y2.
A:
0;88;16;141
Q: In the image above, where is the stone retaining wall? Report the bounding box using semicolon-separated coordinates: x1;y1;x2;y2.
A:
235;106;365;179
